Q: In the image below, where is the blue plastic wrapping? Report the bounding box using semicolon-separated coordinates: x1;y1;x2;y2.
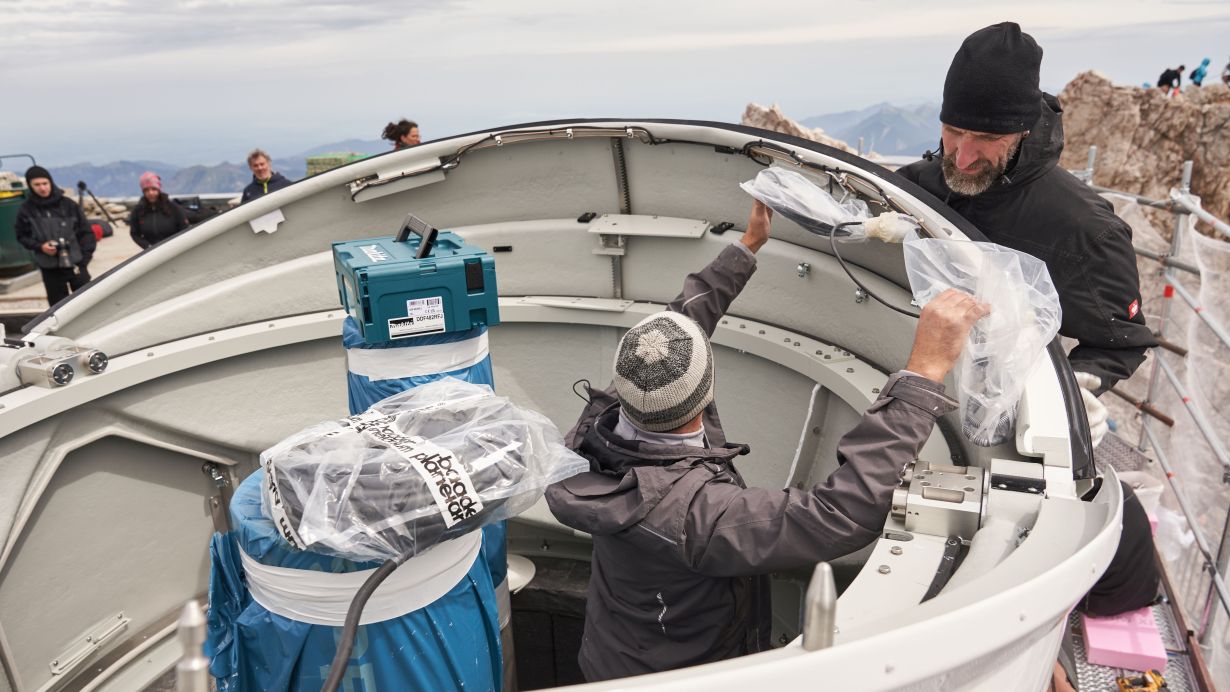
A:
206;471;501;691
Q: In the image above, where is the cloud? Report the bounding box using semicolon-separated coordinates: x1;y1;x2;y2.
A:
0;0;452;60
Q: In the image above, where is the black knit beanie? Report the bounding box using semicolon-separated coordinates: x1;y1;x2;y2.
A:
24;165;53;187
940;22;1043;135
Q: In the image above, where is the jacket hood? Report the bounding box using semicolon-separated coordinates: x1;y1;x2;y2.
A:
28;184;66;209
1002;92;1064;188
252;171;289;185
557;404;746;534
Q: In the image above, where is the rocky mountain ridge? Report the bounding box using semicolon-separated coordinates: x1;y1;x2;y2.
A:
1058;70;1230;235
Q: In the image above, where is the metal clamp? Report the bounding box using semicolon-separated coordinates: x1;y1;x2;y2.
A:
892;461;988;543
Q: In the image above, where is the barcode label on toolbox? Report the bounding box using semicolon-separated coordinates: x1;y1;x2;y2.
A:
388;296;446;338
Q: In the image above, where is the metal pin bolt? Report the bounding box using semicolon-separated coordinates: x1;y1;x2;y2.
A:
854;288;868;304
784;337;791;343
824;354;831;359
758;330;765;335
872;387;880;393
846;367;854;373
878;564;891;574
797;262;811;278
890;546;903;556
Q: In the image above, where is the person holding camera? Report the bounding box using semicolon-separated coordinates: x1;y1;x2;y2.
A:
14;166;96;306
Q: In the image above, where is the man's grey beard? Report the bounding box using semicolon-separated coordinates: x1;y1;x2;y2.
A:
941;137;1022;196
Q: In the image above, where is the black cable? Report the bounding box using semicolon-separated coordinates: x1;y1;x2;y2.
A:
321;557;403;692
826;221;921;319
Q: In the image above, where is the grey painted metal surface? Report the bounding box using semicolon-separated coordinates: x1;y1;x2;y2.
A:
0;120;1112;691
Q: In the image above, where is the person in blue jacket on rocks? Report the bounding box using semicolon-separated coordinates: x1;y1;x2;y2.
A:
1189;57;1210;86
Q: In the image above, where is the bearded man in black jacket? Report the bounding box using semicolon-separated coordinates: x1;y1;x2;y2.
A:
14;166;96;306
897;22;1160;617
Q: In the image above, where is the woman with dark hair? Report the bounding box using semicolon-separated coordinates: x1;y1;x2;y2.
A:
129;172;190;249
382;119;420;150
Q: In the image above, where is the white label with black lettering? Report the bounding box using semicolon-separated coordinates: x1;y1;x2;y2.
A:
359;423;483;527
262;454;305;550
388;296;446;339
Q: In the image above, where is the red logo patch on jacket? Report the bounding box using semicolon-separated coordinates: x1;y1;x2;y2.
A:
1128;299;1140;318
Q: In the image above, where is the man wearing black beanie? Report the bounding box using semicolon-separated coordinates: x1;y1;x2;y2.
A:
898;23;1159;620
14;166;96;306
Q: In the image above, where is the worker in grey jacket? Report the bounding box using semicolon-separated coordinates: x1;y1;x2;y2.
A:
545;201;989;681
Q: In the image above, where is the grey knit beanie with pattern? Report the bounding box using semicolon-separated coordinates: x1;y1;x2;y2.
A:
613;311;714;432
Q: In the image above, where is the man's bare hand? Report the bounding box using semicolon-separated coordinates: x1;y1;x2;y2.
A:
905;289;990;382
741;200;772;253
40;241;57;256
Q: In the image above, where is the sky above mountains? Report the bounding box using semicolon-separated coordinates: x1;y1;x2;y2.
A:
5;0;1229;167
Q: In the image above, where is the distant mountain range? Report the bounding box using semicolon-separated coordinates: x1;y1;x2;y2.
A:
30;105;939;197
802;102;940;157
41;139;389;197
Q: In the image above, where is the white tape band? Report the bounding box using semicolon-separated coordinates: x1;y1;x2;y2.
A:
346;332;489;381
240;531;482;626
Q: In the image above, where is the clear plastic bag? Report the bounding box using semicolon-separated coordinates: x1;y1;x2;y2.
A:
261;377;589;563
740;167;919;242
903;239;1062;446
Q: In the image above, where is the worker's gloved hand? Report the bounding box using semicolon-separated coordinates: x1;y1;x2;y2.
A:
1074;371;1109;448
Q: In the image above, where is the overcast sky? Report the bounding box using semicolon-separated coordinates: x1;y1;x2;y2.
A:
4;0;1229;167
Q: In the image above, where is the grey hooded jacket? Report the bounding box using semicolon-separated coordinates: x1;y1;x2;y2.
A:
544;243;958;681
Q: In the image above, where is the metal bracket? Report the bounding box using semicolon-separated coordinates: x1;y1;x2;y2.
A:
49;612;130;677
893;462;988;543
202;463;234;533
592;232;626;257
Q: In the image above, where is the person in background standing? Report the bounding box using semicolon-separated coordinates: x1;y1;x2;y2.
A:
1189;57;1210;87
382;119;420;150
129;172;190;249
1221;58;1230;86
240;149;293;204
13;166;96;306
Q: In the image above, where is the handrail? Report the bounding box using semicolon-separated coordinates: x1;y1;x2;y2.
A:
1155;354;1230;479
1172;189;1230;241
1079;148;1230;644
1141;423;1230;620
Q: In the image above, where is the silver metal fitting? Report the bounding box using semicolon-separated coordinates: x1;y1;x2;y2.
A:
893;461;988;542
796;262;810;278
17;353;75;388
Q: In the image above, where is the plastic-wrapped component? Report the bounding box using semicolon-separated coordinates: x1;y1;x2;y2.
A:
740;167;918;243
262;378;588;563
741;167;871;236
903;238;1062;446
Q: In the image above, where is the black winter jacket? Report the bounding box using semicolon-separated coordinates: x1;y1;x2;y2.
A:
545;244;957;681
129;194;190;248
240;172;293;204
897;94;1155;393
14;187;96;270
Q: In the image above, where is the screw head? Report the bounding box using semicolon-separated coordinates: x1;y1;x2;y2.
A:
890;546;903;555
878;564;891;574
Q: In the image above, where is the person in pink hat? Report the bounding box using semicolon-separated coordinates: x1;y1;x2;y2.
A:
128;171;189;249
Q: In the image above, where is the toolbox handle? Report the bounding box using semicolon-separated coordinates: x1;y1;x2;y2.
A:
396;214;439;259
